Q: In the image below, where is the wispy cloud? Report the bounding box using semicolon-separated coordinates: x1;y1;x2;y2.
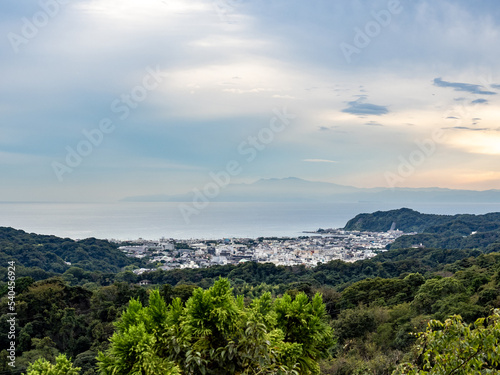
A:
443;126;489;131
433;78;497;95
365;121;383;126
303;159;338;163
471;98;488;105
318;125;341;131
341;97;389;116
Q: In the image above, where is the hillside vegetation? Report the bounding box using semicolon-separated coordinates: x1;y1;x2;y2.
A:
344;208;500;233
0;227;143;276
2;250;500;374
2;210;500;374
344;208;500;252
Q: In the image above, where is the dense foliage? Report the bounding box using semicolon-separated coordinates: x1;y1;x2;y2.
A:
394;310;500;374
389;230;500;252
98;278;333;374
0;227;143;275
343;208;500;252
1;250;500;374
344;208;449;232
26;354;81;375
2;216;500;373
344;208;500;233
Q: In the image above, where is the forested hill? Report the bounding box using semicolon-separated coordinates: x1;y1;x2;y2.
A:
343;208;500;233
0;226;140;274
343;208;500;252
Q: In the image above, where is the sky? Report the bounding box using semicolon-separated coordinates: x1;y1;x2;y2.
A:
1;0;500;202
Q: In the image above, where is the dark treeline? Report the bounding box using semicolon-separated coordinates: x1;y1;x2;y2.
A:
344;207;500;234
0;227;145;278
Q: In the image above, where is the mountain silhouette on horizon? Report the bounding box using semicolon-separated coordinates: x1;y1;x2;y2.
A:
121;177;500;203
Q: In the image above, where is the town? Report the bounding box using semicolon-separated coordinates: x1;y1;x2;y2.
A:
116;229;408;275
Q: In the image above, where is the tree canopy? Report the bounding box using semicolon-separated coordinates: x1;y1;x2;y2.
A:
394;309;500;374
97;277;334;375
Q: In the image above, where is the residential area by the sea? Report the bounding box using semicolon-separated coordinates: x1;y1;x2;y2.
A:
116;229;409;275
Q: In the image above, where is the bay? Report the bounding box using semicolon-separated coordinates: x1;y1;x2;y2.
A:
1;201;500;240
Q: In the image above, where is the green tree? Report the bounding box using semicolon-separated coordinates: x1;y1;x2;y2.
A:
274;292;334;374
394;309;500;374
26;354;80;375
333;307;377;343
98;278;333;375
96;292;180;375
412;277;465;314
16;337;60;371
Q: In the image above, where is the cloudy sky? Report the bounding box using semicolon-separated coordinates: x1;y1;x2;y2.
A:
1;0;500;202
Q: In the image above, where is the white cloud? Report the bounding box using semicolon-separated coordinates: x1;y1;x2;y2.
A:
448;131;500;155
2;0;500;202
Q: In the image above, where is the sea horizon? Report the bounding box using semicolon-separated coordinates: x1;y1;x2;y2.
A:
2;201;500;241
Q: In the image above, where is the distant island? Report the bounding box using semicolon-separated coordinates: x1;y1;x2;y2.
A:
122;177;500;203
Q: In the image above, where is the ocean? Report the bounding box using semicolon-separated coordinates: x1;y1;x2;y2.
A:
1;201;500;240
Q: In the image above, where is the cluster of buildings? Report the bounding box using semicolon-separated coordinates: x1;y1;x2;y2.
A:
118;229;406;275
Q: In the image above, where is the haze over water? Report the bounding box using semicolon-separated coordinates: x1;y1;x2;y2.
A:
2;202;500;241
